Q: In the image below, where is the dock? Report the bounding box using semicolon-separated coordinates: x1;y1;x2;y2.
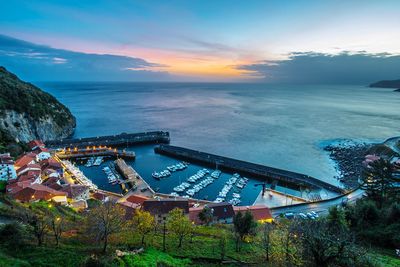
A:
55;147;136;160
45;131;170;148
114;158;155;196
154;145;345;194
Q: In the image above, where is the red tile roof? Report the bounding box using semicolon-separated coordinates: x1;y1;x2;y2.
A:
6;180;32;194
15;153;37;168
92;192;108;201
12;184;67;202
126;194;149;205
60;184;89;199
234;205;272;221
28;140;45;150
16;164;41;176
0;153;14;164
42;177;63;190
33;147;50;154
17;173;38;183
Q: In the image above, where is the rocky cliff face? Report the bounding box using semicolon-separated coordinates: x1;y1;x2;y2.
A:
0;66;75;145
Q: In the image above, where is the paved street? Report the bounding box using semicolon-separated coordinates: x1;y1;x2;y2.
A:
271;188;364;217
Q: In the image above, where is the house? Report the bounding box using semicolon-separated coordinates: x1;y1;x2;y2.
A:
9;183;68;204
28;140;45;150
126;194;149;205
190;202;235;224
60;184;90;201
16;164;41;177
33;147;51;161
363;154;381;167
14;153;37;169
92;192;109;202
117;194;149;219
234;205;273;223
0;153;17;181
42;176;63;190
118;201;141;220
69;199;88;210
16;171;41;184
40;158;63;175
143;199;189;224
42;168;60;179
6;180;32;195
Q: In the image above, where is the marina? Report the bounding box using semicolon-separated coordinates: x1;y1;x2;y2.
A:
66;143;335;206
155;145;345;194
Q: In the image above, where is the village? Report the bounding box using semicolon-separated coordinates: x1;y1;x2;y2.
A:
0;139;274;226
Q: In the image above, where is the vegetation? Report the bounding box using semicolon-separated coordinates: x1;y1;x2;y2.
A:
0;66;75;150
0;66;74;127
131;209;155;246
166;208;193;248
0;156;399;266
85;201;126;253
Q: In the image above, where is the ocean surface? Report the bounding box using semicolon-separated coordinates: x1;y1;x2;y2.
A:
40;82;400;187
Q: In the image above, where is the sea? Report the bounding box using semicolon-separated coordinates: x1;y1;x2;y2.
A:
38;82;400;204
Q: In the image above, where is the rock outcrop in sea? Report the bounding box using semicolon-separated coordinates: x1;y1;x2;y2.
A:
0;66;75;152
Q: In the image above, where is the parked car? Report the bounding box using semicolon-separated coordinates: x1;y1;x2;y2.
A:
298;213;307;219
284;212;294;219
306;212;316;220
140;187;148;192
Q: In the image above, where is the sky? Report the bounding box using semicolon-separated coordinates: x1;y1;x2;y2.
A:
1;0;400;82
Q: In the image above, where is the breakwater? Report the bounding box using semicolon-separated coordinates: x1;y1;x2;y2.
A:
45;131;170;148
56;149;136;160
155;145;345;194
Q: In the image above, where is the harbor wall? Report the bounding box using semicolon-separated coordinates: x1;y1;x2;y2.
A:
154;145;345;194
45;131;170;148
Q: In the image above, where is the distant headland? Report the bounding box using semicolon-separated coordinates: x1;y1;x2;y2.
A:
369;79;400;91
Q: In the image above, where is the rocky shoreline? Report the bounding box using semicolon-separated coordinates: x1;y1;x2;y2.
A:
323;140;373;189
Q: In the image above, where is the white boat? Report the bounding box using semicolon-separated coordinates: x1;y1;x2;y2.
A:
211;170;221;179
93;157;103;166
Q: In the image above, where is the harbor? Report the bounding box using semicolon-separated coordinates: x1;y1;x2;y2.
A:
45;131;346;207
154;144;345;194
54;142;338;206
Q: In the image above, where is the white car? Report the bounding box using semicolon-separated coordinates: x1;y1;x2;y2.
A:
298;213;307;219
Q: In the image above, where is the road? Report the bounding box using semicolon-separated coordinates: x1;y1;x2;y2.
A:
271;188;364;217
384;136;400;155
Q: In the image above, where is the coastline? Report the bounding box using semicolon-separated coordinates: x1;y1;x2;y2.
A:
322;139;375;189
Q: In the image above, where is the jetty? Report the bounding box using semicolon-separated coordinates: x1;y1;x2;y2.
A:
55;147;136;160
154;145;345;194
45;131;170;148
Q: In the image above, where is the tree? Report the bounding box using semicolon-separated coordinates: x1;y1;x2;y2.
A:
166;208;192;248
198;206;213;225
327;206;348;231
259;222;274;261
21;210;49;246
85;201;125;253
233;211;257;251
218;232;228;261
132;209;155;246
50;215;64;246
0;223;26;249
361;158;399;207
300;219;354;267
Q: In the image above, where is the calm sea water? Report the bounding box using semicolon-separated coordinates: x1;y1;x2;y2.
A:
40;82;400;187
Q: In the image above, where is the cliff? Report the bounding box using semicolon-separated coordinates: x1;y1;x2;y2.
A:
0;67;75;153
369;79;400;90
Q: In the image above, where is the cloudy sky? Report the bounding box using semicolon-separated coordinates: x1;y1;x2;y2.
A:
1;0;400;82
